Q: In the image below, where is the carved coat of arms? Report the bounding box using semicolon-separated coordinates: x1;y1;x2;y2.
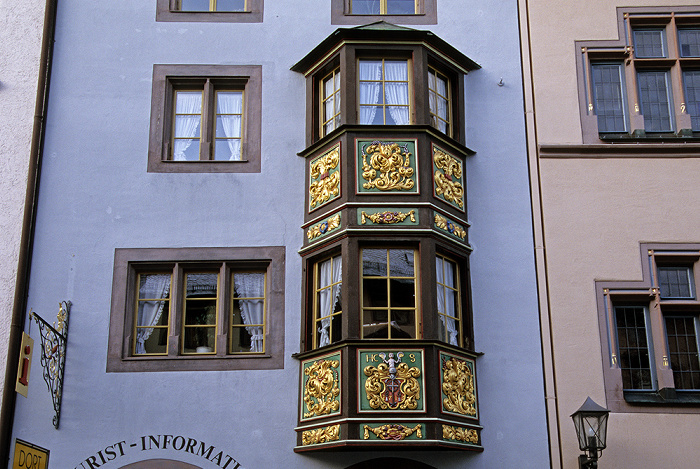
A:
363;352;421;410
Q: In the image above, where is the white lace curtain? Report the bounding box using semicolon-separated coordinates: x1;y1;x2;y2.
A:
429;71;448;133
135;274;171;354
359;60;409;125
216;91;243;161
436;257;459;346
233;272;266;352
317;256;342;347
173;91;202;161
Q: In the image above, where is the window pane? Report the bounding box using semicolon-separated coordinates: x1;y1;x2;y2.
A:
179;0;210;11
231;271;266;353
429;68;450;135
359;60;409;125
314;256;342;348
386;0;416;14
683;70;700;131
437;255;461;346
633;29;666;58
351;0;380;14
135;273;171;355
665;316;700;389
215;91;243;161
679;29;700;57
173;91;203;161
322;69;341;136
615;306;654;390
183;272;218;354
591;64;626;132
216;0;245;11
658;266;694;298
638;71;673;132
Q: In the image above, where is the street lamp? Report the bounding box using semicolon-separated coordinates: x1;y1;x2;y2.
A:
571;397;610;469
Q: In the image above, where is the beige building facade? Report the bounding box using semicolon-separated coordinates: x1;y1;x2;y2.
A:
0;0;51;415
521;1;700;468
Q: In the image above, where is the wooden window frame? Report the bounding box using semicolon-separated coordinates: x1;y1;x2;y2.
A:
331;0;437;25
107;246;285;372
156;0;263;22
148;64;261;173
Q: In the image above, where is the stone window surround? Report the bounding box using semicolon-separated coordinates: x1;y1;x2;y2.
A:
331;0;437;25
156;0;263;23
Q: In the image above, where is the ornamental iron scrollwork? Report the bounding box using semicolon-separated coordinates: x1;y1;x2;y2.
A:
441;357;477;417
434;214;467;240
361;210;415;225
303;357;341;418
302;425;340;445
363;352;421;410
307;213;341;240
29;300;70;429
361;142;415;191
433;147;464;209
363;423;422;440
442;425;479;444
309;146;341;209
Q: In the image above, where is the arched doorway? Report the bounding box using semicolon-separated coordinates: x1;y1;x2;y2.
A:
119;460;201;469
345;457;438;469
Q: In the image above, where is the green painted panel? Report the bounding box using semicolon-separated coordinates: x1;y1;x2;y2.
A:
361;422;425;441
358;349;424;412
300;351;342;421
356;140;418;194
439;351;478;419
357;207;418;226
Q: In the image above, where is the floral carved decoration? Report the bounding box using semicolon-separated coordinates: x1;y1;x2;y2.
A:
363;352;421;410
433;147;464;209
302;425;340;446
361;142;415;191
307;214;341;240
442;425;479;444
441;357;476;417
309;146;340;209
361;210;415;225
303;358;340;418
434;214;467;240
363;424;422;440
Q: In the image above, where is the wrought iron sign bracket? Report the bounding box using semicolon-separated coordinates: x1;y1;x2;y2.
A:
29;300;70;429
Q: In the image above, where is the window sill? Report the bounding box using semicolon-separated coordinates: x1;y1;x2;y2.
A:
148;159;259;174
156;7;263;23
598;130;698;142
624;389;700;406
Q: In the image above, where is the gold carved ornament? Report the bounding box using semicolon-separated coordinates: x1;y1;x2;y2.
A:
302;425;340;446
441;357;476;416
442;425;478;444
434;214;466;240
307;213;341;240
363;424;422;440
303;358;340;418
361;142;414;191
309;148;340;209
361;210;415;225
363;362;421;410
433;148;464;208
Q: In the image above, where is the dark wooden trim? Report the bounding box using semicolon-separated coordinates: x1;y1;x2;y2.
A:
147;64;262;173
156;0;263;23
107;246;285;372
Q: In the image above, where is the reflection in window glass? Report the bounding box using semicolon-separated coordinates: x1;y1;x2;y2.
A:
591;64;627;133
665;316;700;389
183;272;218;354
679;29;700;57
638;70;673;132
633;29;666;58
658;266;694;298
615;306;654;390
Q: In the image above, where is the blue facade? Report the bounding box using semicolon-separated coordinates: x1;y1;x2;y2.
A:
8;1;549;468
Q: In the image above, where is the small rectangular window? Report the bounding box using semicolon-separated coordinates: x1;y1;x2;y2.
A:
615;305;654;390
633;29;667;58
134;273;172;355
638;70;673;132
182;272;219;354
358;59;411;125
591;63;627;133
436;254;461;346
313;255;343;348
321;68;341;137
658;266;694;299
361;248;418;339
683;70;700;131
428;67;451;136
350;0;417;15
665;316;700;389
679;29;700;57
178;0;246;11
156;0;262;22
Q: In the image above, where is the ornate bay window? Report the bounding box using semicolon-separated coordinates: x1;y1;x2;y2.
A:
292;23;482;452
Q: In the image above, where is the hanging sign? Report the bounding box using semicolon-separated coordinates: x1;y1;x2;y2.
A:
12;439;49;469
15;333;34;398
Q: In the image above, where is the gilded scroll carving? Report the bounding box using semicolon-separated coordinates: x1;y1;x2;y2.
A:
302;425;340;445
361;142;415;191
363;352;421;410
442;425;479;443
433;147;464;208
442;357;476;417
363;424;422;440
303;358;340;418
434;214;467;240
309;147;340;209
307;213;341;240
361;210;415;225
